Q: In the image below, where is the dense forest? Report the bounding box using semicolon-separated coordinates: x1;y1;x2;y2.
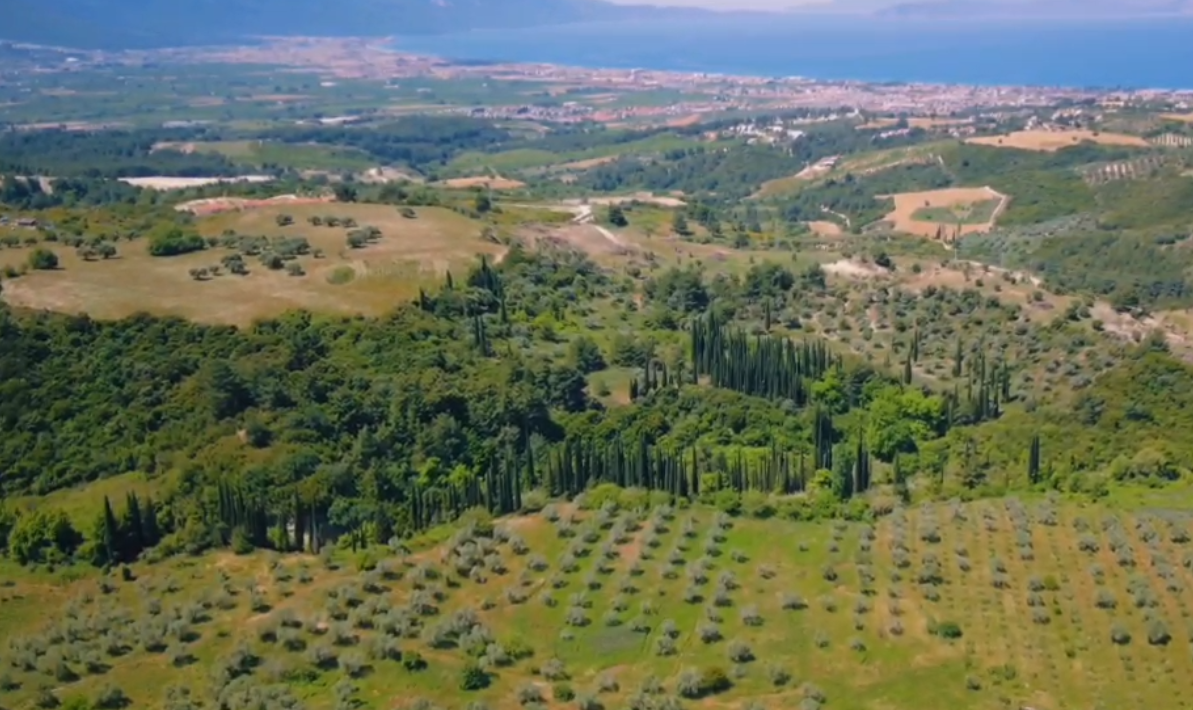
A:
3;238;1192;567
254;117;511;172
0;128;241;178
577;124;929;202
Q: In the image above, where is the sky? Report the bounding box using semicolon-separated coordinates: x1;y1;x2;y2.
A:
604;0;852;7
603;0;891;9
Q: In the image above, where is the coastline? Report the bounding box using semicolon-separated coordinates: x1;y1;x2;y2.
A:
388;17;1193;91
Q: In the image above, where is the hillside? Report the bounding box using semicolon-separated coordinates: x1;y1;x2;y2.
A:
0;0;722;49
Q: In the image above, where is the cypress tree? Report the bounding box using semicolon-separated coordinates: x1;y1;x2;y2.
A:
141;496;160;547
124;492;144;555
1028;434;1041;485
101;496;120;566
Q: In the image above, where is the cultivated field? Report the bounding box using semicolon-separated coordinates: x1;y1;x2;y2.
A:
1080;155;1168;185
0;205;499;325
966;130;1149;152
3;497;1192;710
1161;113;1193;124
880;187;1007;238
556;156;619;171
439;177;528;190
754;144;948;199
857;118;972;130
153;140;377;171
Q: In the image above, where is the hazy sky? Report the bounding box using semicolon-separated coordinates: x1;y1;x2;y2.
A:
604;0;846;8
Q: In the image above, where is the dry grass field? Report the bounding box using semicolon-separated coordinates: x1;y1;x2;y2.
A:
966;130;1149;152
807;221;844;237
556;156;619;171
440;177;528;190
881;187;1007;238
3;498;1192;710
1160;113;1193;124
0;205;499;325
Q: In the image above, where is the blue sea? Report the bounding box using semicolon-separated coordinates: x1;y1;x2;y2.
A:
392;17;1193;89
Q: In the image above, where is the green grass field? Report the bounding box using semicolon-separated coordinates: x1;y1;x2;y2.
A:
911;199;1002;225
157;140;376;172
4;494;1191;710
446;135;698;176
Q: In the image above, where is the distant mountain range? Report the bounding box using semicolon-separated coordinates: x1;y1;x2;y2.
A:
873;0;1193;18
4;0;1191;51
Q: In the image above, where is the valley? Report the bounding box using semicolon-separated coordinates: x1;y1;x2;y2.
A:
4;31;1193;710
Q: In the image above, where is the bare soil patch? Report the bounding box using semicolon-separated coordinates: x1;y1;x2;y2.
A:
440;176;527;190
966;129;1148;152
881;186;1007;238
557;156;618;171
823;259;890;279
520;224;638;259
357;167;423;184
175;194;331;216
121;175;275;190
239;94;312;102
1160;112;1193;124
808;220;843;237
151;141;197;154
667;114;702;128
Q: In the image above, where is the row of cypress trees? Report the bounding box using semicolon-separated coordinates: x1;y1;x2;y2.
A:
95;491;161;566
691;311;840;405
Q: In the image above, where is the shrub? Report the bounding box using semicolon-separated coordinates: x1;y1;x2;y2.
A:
596;672;620;694
698;622;722;644
1111;623;1132;645
781;593;807;611
403;651;427;671
553;683;575;702
542;658;569;681
342;651;369;678
94;684;129;709
517;684;544;705
929;620;963;639
655;636;677;656
308;644;339;671
727;640;753;663
565;607;589;627
460;662;490;691
768;663;792;687
34;689;60;709
740;604;763;626
1148;619;1172;646
1031;608;1051;625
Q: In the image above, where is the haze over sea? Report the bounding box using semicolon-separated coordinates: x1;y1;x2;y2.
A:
393;17;1193;89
